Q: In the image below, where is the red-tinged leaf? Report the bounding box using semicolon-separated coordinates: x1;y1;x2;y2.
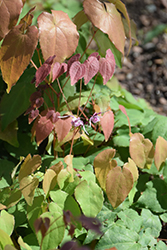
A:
154;136;167;170
108;0;132;53
19;6;36;29
0;24;39;93
0;0;23;41
36;115;54;146
124;158;139;182
66;54;80;76
106;166;133;208
34;217;50;238
69;61;86;86
18;154;42;180
83;0;125;55
100;110;114;141
83;56;99;85
38;10;79;63
46;110;60;123
28;109;39;124
129;133;154;169
52;62;67;82
79;215;102;234
54;117;72;142
99;58;113;85
35;55;56;87
94;148;117;191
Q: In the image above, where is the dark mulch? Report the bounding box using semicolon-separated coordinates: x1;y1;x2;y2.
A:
115;0;167;115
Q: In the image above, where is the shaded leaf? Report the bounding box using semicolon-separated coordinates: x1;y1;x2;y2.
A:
79;215;102;234
17;236;32;250
106;166;133;208
100;110;114;141
38;10;79;63
83;0;125;55
0;68;36;130
129;133;154;169
52;62;67;81
0;0;23;41
72;10;88;30
0;24;38;92
154;136;167;170
0;119;18;147
35;55;56;87
94;148;117;191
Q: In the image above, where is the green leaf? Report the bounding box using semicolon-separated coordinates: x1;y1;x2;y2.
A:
0;229;14;249
75;180;103;217
136;179;167;213
0;68;36;130
141;209;161;238
37;210;65;250
95;224;140;250
27;195;44;232
0;120;18;147
0;210;14;236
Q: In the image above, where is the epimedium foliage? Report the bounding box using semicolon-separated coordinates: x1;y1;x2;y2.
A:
0;0;167;250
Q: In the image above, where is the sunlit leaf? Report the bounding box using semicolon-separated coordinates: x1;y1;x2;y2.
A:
0;0;23;41
124;158;139;182
54;117;72;142
100;110;114;141
64;155;74;182
129;133;154;169
0;210;14;236
94;148;117;191
0;24;38;92
83;0;125;55
43;169;57;196
106;166;133;208
75;180;103;217
38;10;79;63
0;229;14;249
154;136;167;170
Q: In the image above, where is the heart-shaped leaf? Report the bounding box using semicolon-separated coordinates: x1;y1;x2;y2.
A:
54;117;72;142
0;24;38;92
106;166;133;208
100;110;114;141
0;0;23;41
129;133;154;169
38;10;79;63
83;0;125;55
69;61;86;86
52;62;67;82
154;136;167;170
94;148;117;191
123;158;139;182
83;55;99;85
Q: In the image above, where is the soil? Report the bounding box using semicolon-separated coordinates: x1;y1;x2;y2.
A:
115;0;167;115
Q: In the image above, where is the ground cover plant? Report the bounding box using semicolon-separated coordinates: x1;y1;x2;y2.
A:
0;0;167;249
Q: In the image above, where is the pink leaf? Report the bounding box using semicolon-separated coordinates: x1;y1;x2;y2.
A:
99;49;115;85
66;53;81;76
83;56;99;85
52;62;67;82
35;55;56;87
69;61;86;86
37;10;79;63
28;109;39;124
100;110;114;141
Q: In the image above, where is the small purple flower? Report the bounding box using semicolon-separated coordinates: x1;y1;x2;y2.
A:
71;116;84;127
89;112;101;126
